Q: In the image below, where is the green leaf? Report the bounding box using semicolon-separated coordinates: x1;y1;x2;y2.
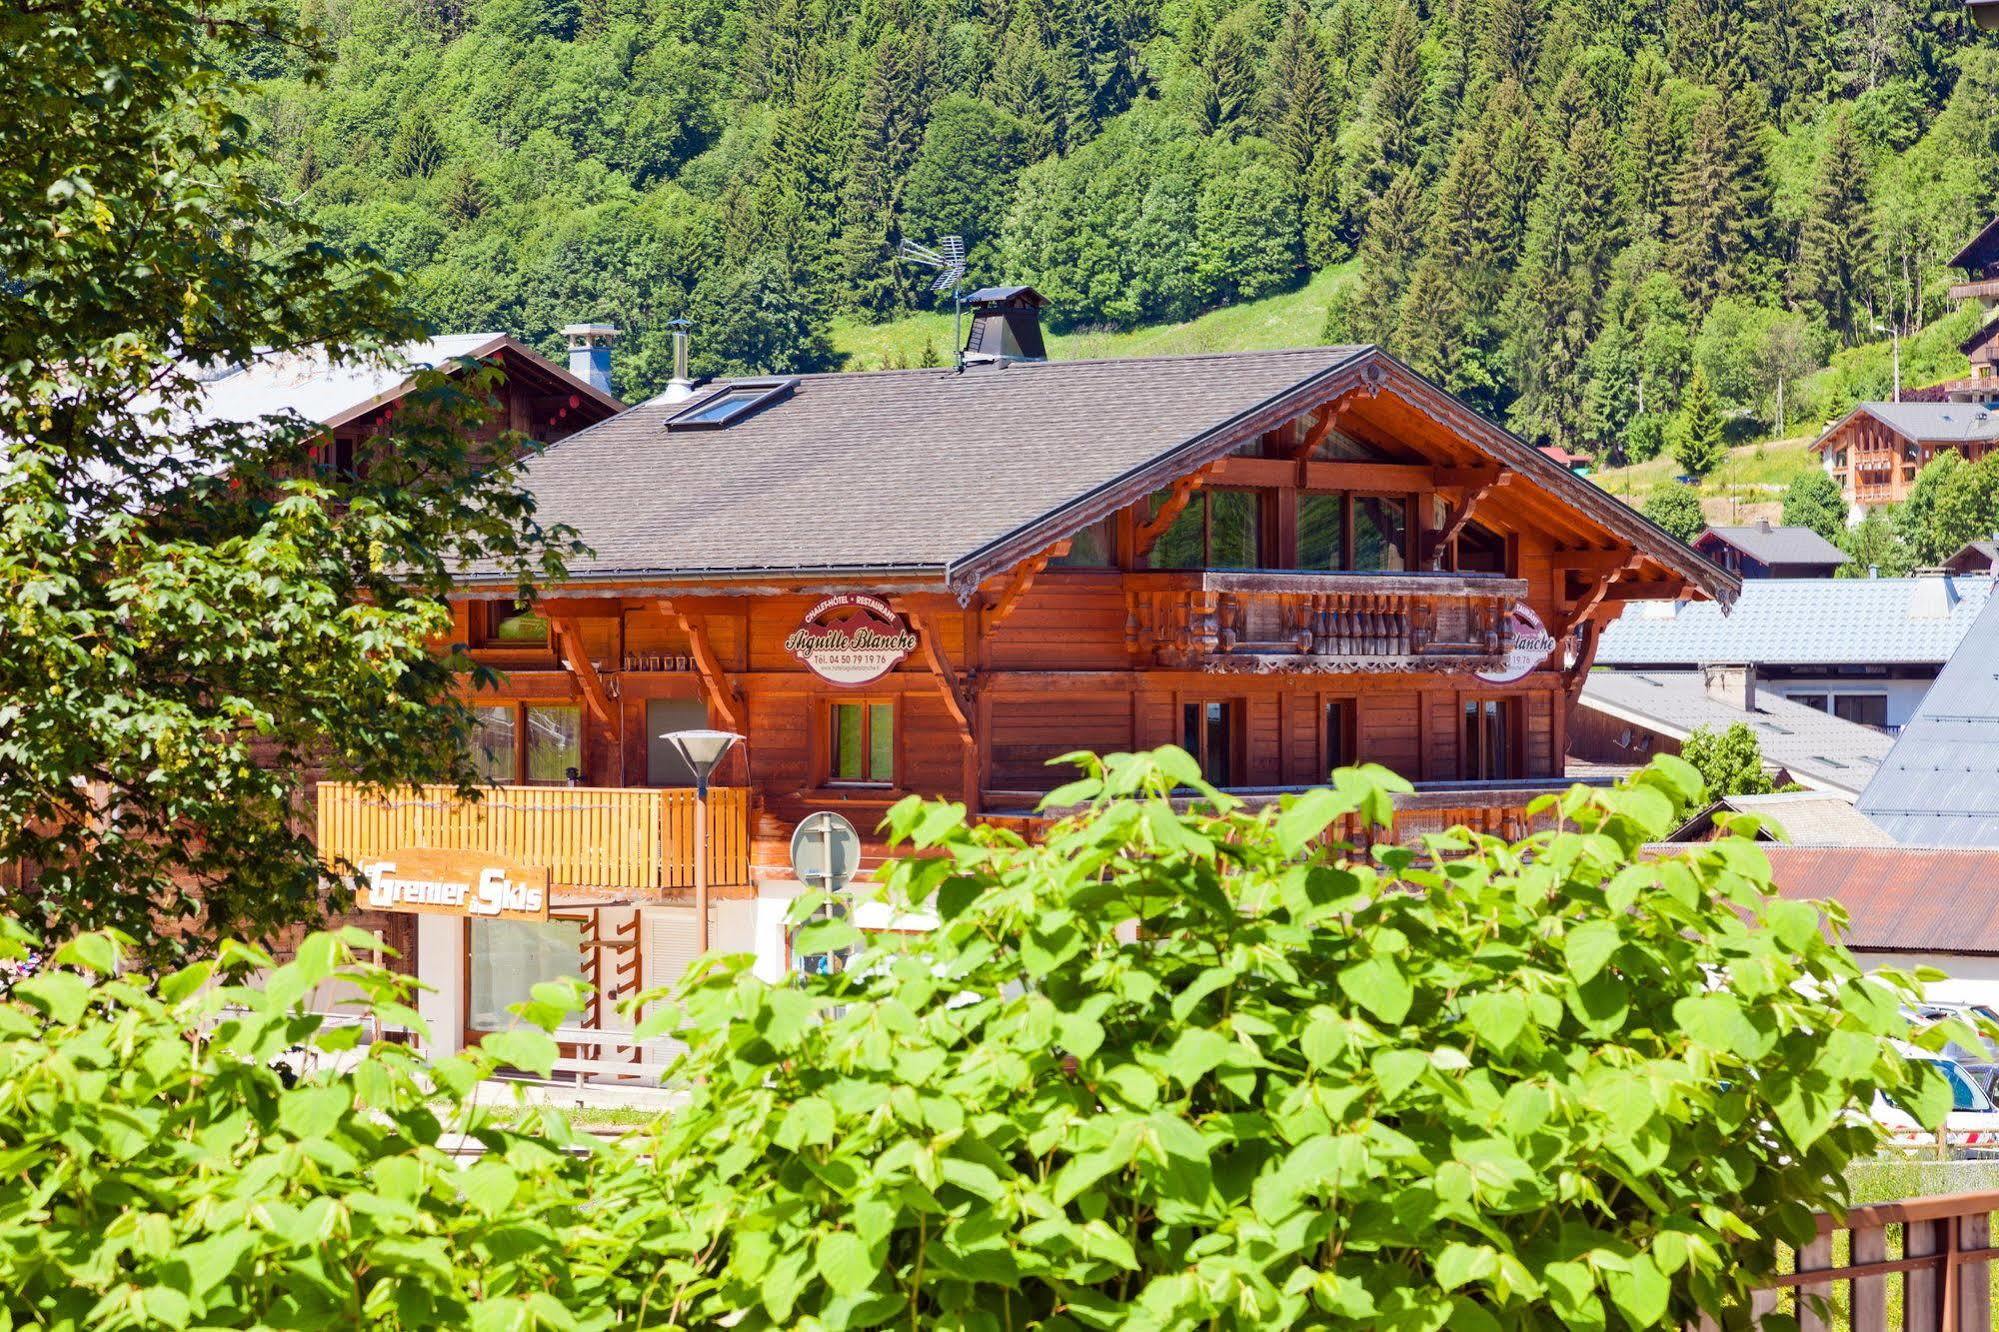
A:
54;933;118;976
15;971;91;1024
1338;956;1413;1024
1275;787;1356;855
1434;1242;1497;1291
278;1085;353;1141
1462;991;1528;1052
1603;1253;1669;1327
815;1230;875;1298
458;1160;519;1218
478;1028;558;1077
1564;920;1620;983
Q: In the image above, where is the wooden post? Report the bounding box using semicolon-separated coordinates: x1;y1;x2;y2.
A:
694;783;709;954
1906;1217;1946;1329
1850;1222;1887;1331
1794;1231;1832;1332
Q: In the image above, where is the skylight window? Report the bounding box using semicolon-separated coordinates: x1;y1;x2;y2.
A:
664;379;796;430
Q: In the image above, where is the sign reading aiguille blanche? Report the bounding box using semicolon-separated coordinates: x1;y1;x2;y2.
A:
1476;602;1558;685
785;593;920;686
358;849;551;921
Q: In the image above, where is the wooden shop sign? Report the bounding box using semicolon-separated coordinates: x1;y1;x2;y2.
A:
784;593;920;686
357;849;551;921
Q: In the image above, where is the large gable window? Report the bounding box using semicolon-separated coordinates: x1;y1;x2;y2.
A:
1148;489;1261;569
1295;493;1411;572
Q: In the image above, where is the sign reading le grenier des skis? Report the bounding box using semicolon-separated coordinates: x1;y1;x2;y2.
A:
785;593;920;686
357;849;551;922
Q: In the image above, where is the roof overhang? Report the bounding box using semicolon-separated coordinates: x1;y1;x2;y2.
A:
1809;404;1917;452
1951;214;1999;272
320;334;624;432
1574;689;1863;799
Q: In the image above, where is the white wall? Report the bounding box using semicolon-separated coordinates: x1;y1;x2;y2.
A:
1857;951;1999;1008
1768;677;1934;731
415;913;464;1058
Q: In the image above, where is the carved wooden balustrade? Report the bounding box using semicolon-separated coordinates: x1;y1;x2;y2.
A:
1124;571;1526;673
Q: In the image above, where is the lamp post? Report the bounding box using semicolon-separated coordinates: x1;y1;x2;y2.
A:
662;728;742;953
1874;321;1901;403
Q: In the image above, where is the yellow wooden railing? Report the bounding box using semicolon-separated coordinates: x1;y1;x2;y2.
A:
315;783;752;895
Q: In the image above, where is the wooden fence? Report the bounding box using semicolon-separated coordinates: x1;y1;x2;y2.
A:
315;783;751;896
1725;1189;1998;1330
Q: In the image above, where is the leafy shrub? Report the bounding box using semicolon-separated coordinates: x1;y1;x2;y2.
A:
0;755;1955;1330
1641;484;1706;543
636;751;1940;1329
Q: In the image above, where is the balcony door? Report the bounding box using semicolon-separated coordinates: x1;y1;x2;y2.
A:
646;697;710;786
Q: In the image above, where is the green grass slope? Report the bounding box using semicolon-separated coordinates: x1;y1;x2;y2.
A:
833;265;1356;370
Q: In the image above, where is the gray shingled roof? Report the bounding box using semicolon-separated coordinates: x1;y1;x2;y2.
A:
1580;671;1895;797
1859;594;1999;845
1696;523;1845;567
1834;402;1999;444
1673;792;1893;845
1596;575;1995;667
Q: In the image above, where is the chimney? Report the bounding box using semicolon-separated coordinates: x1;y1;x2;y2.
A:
660;318;696;404
562;323;618;396
962;286;1049;365
1909;569;1961;619
1702;663;1756;713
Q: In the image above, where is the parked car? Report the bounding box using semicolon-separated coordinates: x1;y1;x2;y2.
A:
1872;1051;1999;1147
1909;1003;1999;1100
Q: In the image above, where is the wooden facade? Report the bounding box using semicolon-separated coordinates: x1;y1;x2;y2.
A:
1813;411;1974;510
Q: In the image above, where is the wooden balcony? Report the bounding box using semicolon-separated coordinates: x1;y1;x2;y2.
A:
1949;276;1999;302
315;783;752;897
1124;570;1526;673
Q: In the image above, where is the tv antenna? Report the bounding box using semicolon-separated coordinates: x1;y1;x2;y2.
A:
897;235;967;367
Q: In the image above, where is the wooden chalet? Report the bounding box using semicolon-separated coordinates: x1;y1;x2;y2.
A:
1810;401;1999;511
312;296;1738;1071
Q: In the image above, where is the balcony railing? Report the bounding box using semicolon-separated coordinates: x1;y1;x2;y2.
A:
315;783;752;896
1125;570;1525;673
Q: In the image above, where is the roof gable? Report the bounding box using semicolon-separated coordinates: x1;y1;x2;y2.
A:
1694;524;1845;567
1858;593;1999;845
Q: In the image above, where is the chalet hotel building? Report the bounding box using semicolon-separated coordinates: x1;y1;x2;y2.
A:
315;291;1736;1069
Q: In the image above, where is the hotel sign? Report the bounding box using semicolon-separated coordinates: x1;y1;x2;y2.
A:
357;849;551;922
785;594;919;686
1477;602;1558;685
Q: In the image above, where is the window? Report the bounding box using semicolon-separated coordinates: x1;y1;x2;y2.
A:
1148;489;1261;569
646;697;710;786
1463;698;1516;780
1832;693;1889;728
1050;518;1115;567
483;602;549;645
1325;699;1356;773
467;918;584;1034
829;701;894;785
467;702;582;785
1294;493;1411;571
1452;521;1508;574
1787;693;1831;713
663;379;797;430
1181;701;1237;786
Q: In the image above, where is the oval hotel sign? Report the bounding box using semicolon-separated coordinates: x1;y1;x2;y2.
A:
1477;602;1558;685
786;594;920;686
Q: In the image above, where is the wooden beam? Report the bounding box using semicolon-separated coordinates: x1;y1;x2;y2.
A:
549;616;613;725
656;599;744;734
897;606;974;743
1134;464;1218;557
1424;475;1506;569
1598;579;1688;602
1556;557;1641;639
1564;617;1605;707
1283;406;1345;461
987;539;1070;629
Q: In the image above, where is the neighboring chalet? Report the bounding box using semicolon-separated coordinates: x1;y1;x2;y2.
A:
1692;521;1845;579
1942;216;1999;405
1593;573;1994;731
311;295;1738;1067
1945;539;1999;575
1571;665;1892;798
188;328;624;461
1808;402;1999;512
1663;791;1891;845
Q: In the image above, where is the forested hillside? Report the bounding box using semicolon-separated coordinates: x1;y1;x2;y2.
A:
251;0;1999;460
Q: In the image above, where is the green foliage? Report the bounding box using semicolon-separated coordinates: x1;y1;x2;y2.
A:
0;757;1964;1328
1642;484;1708;542
1671;367;1727;478
0;0;569;960
1679;723;1777;798
1839;506;1915;577
1781;468;1848;542
1897;451;1969;566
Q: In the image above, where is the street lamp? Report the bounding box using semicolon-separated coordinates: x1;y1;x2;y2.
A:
661;728;742;953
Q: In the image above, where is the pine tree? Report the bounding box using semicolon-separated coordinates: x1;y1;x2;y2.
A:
1263;4;1338;213
1619;53;1681;241
1672;365;1725;477
1362;2;1427;193
1666;83;1773;314
1198;9;1263;138
1582;317;1643;462
1792;113;1875;344
834;30;934;316
1480;0;1543;87
1334;169;1429;345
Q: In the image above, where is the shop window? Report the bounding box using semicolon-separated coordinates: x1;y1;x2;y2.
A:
1832;693;1889;728
1463;698;1517;781
1181;700;1238;787
829;700;895;785
1294;493;1411;571
467;701;582;785
467;917;584;1035
1050;518;1115;567
1325;698;1356;773
1148;488;1262;569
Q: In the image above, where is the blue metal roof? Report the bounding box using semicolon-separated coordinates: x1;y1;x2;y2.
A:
1859;594;1999;846
1596;575;1995;668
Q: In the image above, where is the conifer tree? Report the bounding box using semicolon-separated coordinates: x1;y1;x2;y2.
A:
1331;169;1429;345
1841;507;1913;577
1264;2;1341;257
1793;113;1875;344
1362;2;1427;193
835;29;934;315
1619;53;1681;241
1481;0;1543;88
1666;84;1773;314
1582;317;1643;462
1198;9;1263;138
1671;365;1726;477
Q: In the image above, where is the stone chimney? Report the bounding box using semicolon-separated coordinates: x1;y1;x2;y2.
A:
1702;663;1756;712
562;323;618;396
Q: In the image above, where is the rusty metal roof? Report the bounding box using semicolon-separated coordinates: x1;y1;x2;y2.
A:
1756;845;1999;955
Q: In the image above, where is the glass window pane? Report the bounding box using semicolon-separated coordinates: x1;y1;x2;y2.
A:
1181;702;1202;759
1208;490;1259;567
468;918;583;1033
868;703;895;782
470;705;517;783
832;703;864;781
1147;492;1206;569
1203;702;1232;786
1051;519;1114;567
1834;694;1888;728
524;704;582;784
1298;494;1344;569
1353;497;1407;571
1326;700;1351;771
492;610;547;643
